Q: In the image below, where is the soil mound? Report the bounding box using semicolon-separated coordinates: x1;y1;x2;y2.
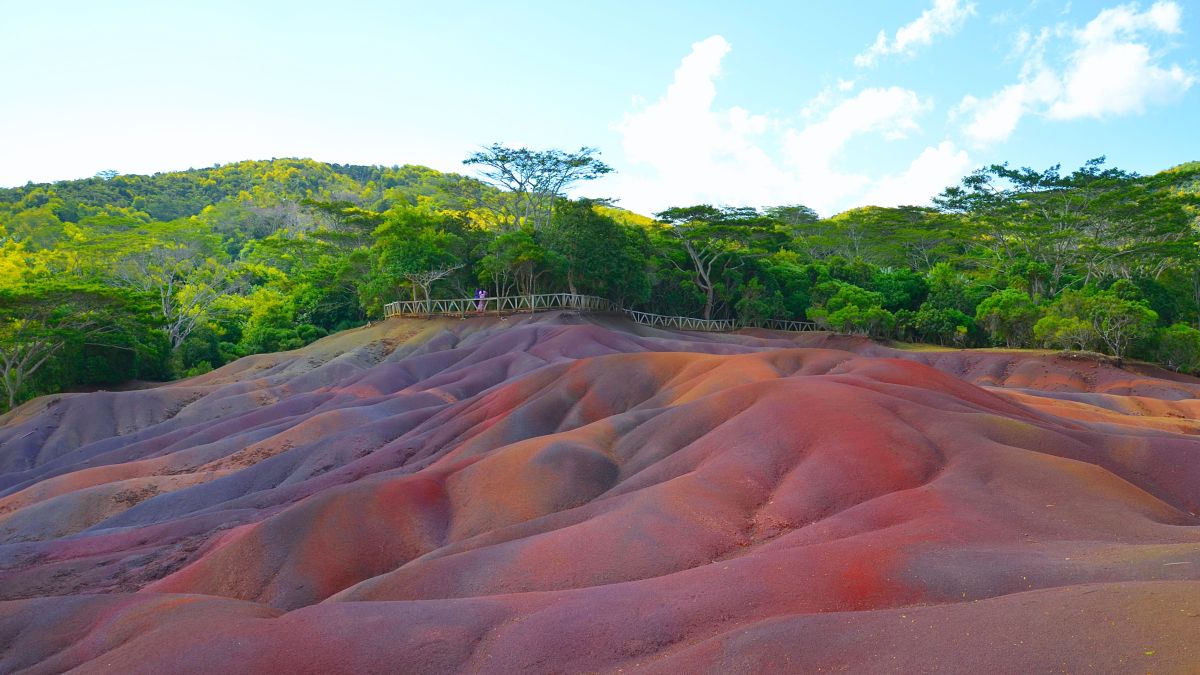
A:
2;313;1197;673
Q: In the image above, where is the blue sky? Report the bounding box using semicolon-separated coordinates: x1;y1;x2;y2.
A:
2;0;1197;216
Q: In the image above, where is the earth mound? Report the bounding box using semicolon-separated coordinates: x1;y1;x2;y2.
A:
1;312;1197;673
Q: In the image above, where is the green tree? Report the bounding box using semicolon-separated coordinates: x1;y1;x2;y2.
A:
543;198;650;303
910;305;977;346
0;284;144;410
1157;323;1200;373
655;205;784;320
975;288;1041;347
237;288;325;354
935;158;1199;296
1091;294;1157;362
924;262;990;315
477;229;561;297
369;208;464;312
115;244;242;352
734;277;787;324
1033;288;1157;361
463;144;613;230
1033;315;1095;351
867;268;928;312
807;281;895;337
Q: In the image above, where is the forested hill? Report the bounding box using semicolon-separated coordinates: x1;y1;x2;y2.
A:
0;159;488;222
2;154;1200;412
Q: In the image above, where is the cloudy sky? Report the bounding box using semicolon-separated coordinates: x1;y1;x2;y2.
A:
2;0;1197;216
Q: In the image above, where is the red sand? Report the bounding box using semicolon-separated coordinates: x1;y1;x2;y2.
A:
0;313;1197;673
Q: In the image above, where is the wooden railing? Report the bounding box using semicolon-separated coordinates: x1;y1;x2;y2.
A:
383;293;819;334
623;308;739;332
383;293;619;318
747;319;822;332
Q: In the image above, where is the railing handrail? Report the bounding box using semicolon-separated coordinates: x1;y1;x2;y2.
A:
382;292;819;334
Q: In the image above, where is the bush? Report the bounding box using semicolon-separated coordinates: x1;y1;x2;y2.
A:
183;361;214;378
1157;323;1200;373
909;305;979;346
734;278;786;324
867;268;928;312
1034;288;1157;360
238;288;327;354
975;288;1041;347
1033;315;1094;351
806;281;894;336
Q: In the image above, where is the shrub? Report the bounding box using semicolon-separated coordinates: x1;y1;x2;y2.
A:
1157;323;1200;373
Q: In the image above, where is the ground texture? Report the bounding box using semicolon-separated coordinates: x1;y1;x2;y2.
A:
1;313;1198;673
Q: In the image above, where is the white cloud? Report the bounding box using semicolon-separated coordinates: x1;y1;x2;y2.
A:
862;140;973;207
613;36;789;211
957;1;1194;146
956;69;1061;145
1049;2;1193;119
855;0;977;67
781;87;935;210
608;36;969;216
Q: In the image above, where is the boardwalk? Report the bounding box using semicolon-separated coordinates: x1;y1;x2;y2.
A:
383;293;819;333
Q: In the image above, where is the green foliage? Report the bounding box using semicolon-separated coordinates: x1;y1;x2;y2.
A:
359;206;467;313
1157;324;1200;373
808;206;957;269
1033;288;1158;359
543;199;650;305
238;288;327;354
2;152;1198;410
1034;315;1095;351
463;144;613;230
975;289;1041;347
806;281;895;337
1090;294;1158;360
654;205;786;319
935;157;1199;297
866;268;928;312
476;228;563;297
0;282;164;409
902;305;978;347
924;262;991;315
734;277;787;324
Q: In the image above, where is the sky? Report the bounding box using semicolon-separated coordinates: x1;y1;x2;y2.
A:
1;0;1197;216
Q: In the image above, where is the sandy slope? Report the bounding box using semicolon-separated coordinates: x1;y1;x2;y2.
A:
0;312;1197;673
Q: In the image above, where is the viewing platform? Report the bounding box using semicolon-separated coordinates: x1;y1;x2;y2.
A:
383;293;819;333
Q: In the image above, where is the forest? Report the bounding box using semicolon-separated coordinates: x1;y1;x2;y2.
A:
2;148;1199;411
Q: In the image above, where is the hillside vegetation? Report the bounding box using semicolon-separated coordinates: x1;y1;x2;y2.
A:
2;151;1199;410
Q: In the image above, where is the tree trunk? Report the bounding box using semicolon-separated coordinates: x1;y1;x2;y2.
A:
3;369;16;411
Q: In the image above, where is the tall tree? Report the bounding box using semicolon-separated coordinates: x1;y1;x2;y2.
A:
935;158;1199;296
543;198;650;302
764;204;819;227
655;206;784;320
367;207;465;312
463;144;613;230
115;245;242;351
0;284;130;410
476;229;561;298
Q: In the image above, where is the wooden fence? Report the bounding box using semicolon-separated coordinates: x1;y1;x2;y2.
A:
383;293;619;318
383;292;818;334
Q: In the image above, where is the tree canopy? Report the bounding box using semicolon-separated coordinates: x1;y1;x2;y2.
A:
2;153;1199;412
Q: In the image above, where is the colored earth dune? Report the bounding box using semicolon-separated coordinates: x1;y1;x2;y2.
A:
1;313;1198;673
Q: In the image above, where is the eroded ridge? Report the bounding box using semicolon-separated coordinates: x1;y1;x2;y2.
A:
1;313;1198;673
